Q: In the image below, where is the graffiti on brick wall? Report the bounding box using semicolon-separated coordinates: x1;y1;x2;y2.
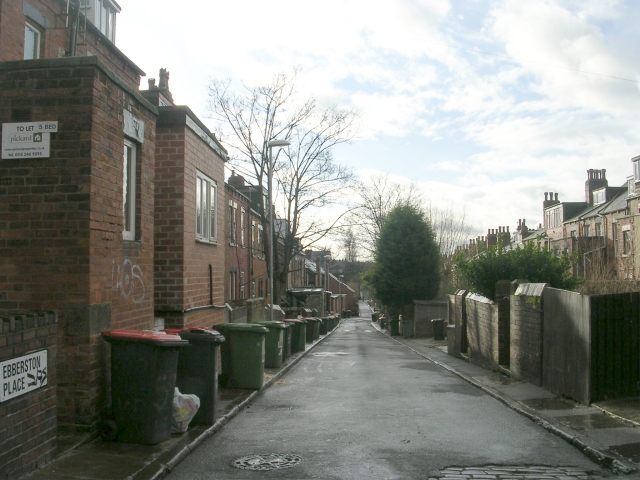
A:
112;258;146;303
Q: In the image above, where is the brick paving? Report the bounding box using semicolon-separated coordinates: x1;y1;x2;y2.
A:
429;465;599;479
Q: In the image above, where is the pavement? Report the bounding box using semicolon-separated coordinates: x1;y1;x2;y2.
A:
24;311;639;480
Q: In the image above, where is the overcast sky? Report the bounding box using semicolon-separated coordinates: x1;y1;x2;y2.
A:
117;0;639;238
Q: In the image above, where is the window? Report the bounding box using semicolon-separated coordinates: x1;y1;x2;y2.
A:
570;230;577;238
584;224;590;237
123;140;136;240
251;281;255;298
623;230;632;255
228;201;237;244
257;224;264;257
229;271;237;300
240;208;246;247
196;172;217;243
593;189;606;205
90;0;118;42
240;271;245;299
251;220;256;253
545;206;562;228
635;160;640;182
24;21;41;60
595;223;602;237
628;177;635;197
613;223;618;256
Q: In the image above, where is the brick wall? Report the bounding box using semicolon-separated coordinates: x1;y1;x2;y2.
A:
510;284;546;385
0;311;57;480
0;56;157;432
0;0;143;89
153;107;225;329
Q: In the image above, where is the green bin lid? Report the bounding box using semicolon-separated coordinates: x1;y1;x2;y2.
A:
256;321;287;329
213;323;268;333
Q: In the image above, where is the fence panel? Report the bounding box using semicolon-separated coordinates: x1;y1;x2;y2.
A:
590;292;640;402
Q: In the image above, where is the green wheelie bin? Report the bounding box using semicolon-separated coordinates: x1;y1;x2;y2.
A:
256;321;287;368
283;319;306;353
389;318;400;336
304;317;320;342
402;318;414;339
319;317;329;335
213;323;268;389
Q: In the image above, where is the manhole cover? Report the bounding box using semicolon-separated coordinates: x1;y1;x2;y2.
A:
232;453;301;471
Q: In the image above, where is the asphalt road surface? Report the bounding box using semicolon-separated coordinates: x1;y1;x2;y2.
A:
167;306;613;479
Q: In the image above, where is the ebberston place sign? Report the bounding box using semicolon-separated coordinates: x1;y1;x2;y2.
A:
1;350;48;402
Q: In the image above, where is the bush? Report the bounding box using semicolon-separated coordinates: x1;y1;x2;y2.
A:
455;242;581;299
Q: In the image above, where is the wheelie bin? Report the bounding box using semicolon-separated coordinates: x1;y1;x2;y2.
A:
389;318;400;336
372;312;379;323
256;321;287;368
102;330;189;444
282;323;292;361
304;317;320;342
213;323;268;389
168;327;225;425
283;319;306;353
319;317;329;335
402;318;414;339
432;318;445;340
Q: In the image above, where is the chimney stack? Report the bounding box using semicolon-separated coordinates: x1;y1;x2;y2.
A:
585;168;608;205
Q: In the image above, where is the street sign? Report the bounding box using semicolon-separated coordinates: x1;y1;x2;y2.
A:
1;350;48;402
1;121;58;159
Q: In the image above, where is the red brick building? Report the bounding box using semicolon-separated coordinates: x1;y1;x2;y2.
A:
0;1;223;477
225;172;268;303
142;75;228;328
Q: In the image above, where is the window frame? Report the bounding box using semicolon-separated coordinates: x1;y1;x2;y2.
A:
240;208;246;247
195;171;217;244
24;20;41;60
623;230;632;256
122;139;137;241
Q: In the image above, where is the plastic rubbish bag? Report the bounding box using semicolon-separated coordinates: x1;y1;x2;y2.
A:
171;387;200;433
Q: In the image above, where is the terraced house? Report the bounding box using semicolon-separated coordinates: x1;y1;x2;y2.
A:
0;1;226;477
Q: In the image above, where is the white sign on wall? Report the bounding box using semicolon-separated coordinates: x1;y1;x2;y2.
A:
0;350;48;402
1;121;58;159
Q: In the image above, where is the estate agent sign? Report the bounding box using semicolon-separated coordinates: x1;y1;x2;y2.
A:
1;121;58;159
1;350;48;402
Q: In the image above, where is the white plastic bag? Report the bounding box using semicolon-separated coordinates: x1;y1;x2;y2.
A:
171;387;200;433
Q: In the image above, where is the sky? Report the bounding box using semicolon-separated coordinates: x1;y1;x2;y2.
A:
116;0;640;242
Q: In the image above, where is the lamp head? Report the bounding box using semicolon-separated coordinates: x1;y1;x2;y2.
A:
267;139;291;148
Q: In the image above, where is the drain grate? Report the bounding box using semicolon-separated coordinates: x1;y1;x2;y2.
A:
232;453;302;471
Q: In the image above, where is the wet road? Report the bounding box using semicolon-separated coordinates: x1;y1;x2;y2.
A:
167;306;612;479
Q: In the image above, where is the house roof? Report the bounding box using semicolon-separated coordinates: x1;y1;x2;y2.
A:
599;187;628;215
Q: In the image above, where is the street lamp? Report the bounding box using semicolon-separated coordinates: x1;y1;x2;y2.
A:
339;274;344;316
267;139;290;322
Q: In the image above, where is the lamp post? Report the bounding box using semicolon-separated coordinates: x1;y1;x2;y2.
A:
339;274;344;316
267;139;290;322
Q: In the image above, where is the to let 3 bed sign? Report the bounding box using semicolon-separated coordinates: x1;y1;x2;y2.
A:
0;350;48;402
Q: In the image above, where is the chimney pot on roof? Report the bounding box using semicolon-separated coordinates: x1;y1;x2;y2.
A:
554;193;558;201
148;78;156;88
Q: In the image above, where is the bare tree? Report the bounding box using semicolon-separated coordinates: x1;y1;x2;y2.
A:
425;204;477;297
207;69;358;304
347;173;426;258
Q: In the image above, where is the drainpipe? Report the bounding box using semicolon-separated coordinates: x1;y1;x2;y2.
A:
67;0;80;57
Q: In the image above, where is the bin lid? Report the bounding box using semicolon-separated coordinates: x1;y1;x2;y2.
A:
282;319;304;324
178;328;226;343
102;329;189;347
214;323;268;333
302;317;320;322
256;321;287;329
